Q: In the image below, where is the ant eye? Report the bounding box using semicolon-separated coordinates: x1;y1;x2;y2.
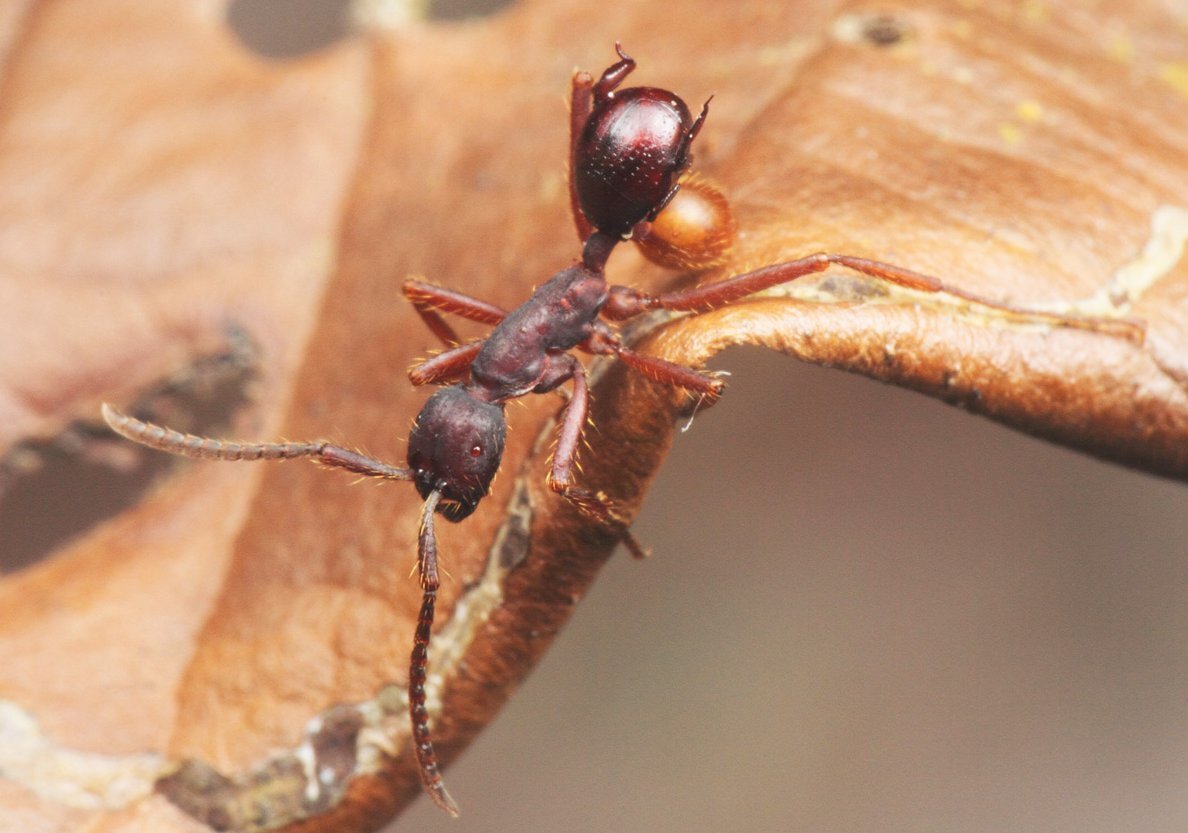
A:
470;445;483;457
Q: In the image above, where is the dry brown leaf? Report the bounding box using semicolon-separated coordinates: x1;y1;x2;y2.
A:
1;1;1185;832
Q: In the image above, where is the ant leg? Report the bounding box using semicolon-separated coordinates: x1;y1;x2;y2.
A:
403;280;507;385
592;43;636;103
545;358;649;559
403;279;508;347
614;347;725;403
683;96;711;150
408;488;460;818
403;280;507;327
582;325;724;402
601;253;1146;343
408;341;486;387
602;254;834;319
569;70;595;242
101;404;413;480
828;256;1146;342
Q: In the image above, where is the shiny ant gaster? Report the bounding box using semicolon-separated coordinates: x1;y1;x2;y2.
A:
103;44;1143;817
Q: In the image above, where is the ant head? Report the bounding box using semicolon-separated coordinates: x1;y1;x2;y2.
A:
407;385;506;523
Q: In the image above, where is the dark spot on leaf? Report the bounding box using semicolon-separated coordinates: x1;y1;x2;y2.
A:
225;0;353;59
0;331;258;574
309;705;365;788
862;14;912;47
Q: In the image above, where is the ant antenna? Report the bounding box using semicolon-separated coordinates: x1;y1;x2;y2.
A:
409;487;459;817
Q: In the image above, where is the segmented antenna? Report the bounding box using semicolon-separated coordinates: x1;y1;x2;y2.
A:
409;488;459;817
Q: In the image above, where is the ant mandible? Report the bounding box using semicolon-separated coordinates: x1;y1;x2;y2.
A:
103;44;1143;818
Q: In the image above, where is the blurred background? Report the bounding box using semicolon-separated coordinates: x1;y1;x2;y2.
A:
406;347;1188;833
6;2;1188;832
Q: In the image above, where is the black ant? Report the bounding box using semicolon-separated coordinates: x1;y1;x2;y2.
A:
103;44;1144;817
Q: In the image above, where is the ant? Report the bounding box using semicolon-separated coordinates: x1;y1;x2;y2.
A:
103;44;1144;817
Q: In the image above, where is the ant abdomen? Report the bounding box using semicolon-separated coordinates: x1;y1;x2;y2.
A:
574;86;698;237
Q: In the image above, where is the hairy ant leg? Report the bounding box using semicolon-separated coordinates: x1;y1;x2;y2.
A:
403;279;509;347
612;347;725;403
403;279;508;330
542;356;649;559
101;404;413;479
569;69;596;243
408;342;486;387
601;253;1146;343
582;324;725;403
403;281;511;385
590;42;637;99
829;256;1146;342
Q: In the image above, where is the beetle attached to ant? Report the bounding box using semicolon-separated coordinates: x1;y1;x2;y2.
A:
103;44;1144;817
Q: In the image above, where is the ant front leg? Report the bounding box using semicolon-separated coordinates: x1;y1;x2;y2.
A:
403;280;513;386
544;356;649;559
408;341;486;387
403;279;508;347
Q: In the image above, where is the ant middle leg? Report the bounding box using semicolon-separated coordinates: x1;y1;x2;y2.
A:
544;357;649;559
582;323;724;404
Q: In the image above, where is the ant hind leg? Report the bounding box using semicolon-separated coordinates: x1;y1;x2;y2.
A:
569;70;596;242
601;254;1145;344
